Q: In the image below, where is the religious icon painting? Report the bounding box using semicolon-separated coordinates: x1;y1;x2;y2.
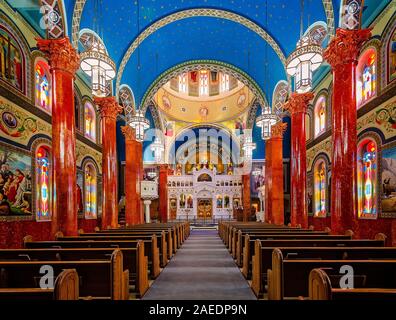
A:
2;112;17;129
237;92;246;108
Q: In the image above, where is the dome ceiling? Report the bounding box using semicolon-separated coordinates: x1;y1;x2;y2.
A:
154;81;255;124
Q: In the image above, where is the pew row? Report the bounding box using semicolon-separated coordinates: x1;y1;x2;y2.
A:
267;249;396;300
309;268;396;300
0;245;149;298
25;238;160;280
0;256;128;300
0;269;79;300
252;244;396;297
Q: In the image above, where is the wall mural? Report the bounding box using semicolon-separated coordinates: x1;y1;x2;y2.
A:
250;161;264;197
357;100;396;139
0;97;51;144
381;146;396;217
0;143;32;217
0;27;24;93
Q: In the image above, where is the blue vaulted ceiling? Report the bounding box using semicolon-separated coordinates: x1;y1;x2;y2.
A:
8;0;392;104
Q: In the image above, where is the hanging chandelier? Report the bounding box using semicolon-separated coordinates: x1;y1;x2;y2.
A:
242;134;256;160
286;36;323;93
256;107;278;140
150;137;165;163
80;39;116;97
129;109;149;142
286;0;323;93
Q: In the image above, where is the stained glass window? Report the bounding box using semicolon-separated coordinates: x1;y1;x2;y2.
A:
84;164;97;219
199;70;209;96
35;61;51;112
314;160;327;218
357;48;377;108
36;146;51;221
357;139;378;219
314;96;326;137
84;102;96;141
220;73;230;93
178;73;188;94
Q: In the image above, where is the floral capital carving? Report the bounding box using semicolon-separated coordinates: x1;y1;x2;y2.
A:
121;126;136;141
324;28;372;71
36;37;80;75
283;92;314;115
271;122;288;139
94;96;123;120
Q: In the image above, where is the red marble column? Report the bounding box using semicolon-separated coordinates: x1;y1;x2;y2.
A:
284;93;314;229
242;174;251;222
121;126;141;225
159;165;169;222
265;123;288;225
324;28;371;235
37;37;79;237
95;97;123;229
136;136;144;224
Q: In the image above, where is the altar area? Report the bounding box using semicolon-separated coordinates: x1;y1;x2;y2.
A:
167;167;243;221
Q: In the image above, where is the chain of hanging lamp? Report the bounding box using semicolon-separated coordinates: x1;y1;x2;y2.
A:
286;0;323;93
256;0;278;141
80;0;116;98
129;0;150;142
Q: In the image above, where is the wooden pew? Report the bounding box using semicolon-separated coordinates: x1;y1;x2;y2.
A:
60;233;168;268
309;268;396;300
25;239;160;280
234;230;330;264
0;245;148;298
0;257;126;300
268;249;396;300
95;230;173;260
0;269;79;300
252;244;396;297
242;234;363;278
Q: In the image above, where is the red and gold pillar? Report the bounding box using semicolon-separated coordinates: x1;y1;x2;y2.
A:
265;122;287;225
37;37;79;237
95;97;123;229
284;92;314;229
121;126;142;225
159;165;169;222
242;174;251;222
137;141;144;224
324;28;371;234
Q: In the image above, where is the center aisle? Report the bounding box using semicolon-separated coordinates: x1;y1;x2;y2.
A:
143;229;257;300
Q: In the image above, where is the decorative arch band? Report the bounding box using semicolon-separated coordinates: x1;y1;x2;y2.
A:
139;60;269;115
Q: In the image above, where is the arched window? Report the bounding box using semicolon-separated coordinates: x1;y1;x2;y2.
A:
314;160;327;218
357;48;377;108
220;73;230;93
388;27;396;84
357;139;378;219
178;73;188;94
35;60;51;112
84;102;96;141
0;26;25;93
314;96;326;137
199;70;209;96
84;163;97;219
36;146;51;221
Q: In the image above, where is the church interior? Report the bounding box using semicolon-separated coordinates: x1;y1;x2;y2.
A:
0;0;395;302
